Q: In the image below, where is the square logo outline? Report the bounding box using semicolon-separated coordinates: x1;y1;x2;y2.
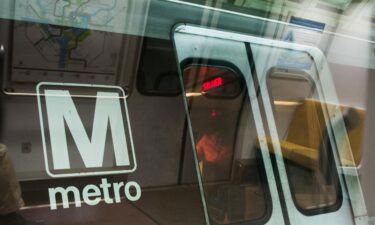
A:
37;82;137;178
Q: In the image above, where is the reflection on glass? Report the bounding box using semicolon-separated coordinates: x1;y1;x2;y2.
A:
183;63;270;224
137;38;181;95
0;144;44;225
267;67;341;213
1;19;207;225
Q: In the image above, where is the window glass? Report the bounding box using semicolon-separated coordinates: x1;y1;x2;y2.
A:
0;19;206;225
182;62;271;224
0;0;373;224
183;63;243;98
267;67;342;214
137;38;181;96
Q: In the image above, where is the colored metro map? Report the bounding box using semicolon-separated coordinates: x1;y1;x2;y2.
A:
11;21;122;84
14;0;129;32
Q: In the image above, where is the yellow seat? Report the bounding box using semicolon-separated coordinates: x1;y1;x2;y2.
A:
263;99;365;169
264;138;318;170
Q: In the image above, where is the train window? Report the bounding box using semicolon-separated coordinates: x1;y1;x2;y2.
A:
137;38;181;96
183;61;243;98
182;61;271;224
0;0;373;223
267;67;342;214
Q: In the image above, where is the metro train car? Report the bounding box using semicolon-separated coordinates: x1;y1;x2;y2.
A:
0;0;374;225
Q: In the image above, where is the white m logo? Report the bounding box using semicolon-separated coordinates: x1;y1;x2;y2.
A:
37;83;136;178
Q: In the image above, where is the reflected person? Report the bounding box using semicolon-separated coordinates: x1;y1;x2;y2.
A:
0;144;43;225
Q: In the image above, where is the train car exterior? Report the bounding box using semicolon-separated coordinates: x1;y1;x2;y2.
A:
0;0;374;225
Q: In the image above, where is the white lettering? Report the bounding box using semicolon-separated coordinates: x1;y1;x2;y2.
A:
45;90;130;170
48;186;82;210
99;178;114;204
124;181;142;201
82;184;101;206
48;179;141;209
113;182;124;203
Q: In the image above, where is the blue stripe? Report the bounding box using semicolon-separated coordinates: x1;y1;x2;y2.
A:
290;16;325;30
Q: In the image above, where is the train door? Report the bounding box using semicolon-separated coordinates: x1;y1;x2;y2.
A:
172;25;285;225
172;24;367;225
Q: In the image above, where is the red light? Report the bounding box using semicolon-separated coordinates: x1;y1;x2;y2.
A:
202;77;223;92
211;110;218;117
